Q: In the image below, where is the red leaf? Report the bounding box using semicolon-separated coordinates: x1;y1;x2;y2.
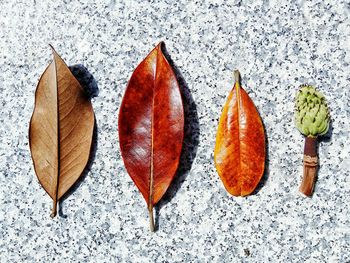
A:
118;42;184;230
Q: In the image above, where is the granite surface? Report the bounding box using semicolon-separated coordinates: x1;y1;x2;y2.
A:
1;0;349;262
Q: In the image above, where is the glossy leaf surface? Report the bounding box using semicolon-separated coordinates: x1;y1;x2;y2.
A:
29;47;95;217
214;70;265;196
118;43;184;230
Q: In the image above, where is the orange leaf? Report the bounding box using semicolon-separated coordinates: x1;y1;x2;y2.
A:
214;70;265;196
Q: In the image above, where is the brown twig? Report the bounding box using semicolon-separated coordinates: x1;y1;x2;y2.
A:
299;136;318;196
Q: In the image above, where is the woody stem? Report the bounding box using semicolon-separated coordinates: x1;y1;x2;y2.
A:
300;136;318;196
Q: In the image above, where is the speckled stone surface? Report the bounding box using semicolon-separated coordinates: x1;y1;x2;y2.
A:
1;0;349;262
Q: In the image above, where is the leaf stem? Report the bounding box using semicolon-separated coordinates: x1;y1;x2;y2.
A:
50;199;57;218
300;136;318;196
148;204;155;232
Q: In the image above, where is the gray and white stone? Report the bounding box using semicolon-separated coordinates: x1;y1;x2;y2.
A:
0;0;349;262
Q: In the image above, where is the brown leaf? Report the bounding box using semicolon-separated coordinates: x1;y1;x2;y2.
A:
29;46;95;217
214;70;265;196
118;42;184;231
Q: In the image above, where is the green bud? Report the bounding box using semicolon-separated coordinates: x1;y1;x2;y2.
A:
295;85;330;137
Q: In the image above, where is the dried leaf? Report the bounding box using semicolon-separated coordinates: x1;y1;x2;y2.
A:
118;42;184;231
29;46;95;217
214;70;265;196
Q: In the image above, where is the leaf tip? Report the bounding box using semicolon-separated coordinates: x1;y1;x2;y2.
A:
48;44;60;60
234;70;241;84
48;44;55;52
157;41;165;52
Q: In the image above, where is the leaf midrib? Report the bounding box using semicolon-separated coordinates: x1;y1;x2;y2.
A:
148;47;158;207
235;83;243;196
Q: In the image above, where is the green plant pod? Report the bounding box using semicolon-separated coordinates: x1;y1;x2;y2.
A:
295;85;330;137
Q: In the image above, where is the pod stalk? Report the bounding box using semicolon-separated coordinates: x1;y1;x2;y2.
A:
300;136;318;196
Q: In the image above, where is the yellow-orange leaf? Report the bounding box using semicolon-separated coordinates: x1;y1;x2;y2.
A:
214;70;265;196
